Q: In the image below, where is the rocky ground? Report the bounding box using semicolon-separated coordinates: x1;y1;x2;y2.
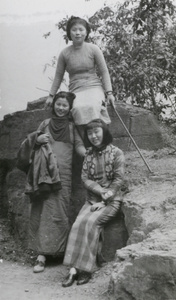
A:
0;124;176;300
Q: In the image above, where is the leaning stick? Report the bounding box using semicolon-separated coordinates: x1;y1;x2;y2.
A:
111;101;153;173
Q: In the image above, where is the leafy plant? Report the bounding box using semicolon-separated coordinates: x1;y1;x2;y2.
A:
88;0;176;120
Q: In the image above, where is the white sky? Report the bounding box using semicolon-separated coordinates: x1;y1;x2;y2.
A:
0;0;119;22
0;0;95;14
0;0;121;119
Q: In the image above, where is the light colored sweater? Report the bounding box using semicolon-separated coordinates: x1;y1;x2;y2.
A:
50;42;112;95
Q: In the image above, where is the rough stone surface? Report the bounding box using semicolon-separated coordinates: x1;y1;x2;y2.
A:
0;98;164;266
108;102;163;151
1;146;176;300
109;177;176;300
6;168;30;247
0;98;163;161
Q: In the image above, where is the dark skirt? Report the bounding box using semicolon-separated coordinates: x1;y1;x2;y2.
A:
29;190;70;256
28;138;73;256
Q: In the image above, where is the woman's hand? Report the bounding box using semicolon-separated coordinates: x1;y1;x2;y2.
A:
44;95;53;109
106;94;115;107
90;202;105;212
37;133;50;144
101;190;113;202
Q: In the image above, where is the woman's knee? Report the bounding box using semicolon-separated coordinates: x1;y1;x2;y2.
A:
96;203;121;226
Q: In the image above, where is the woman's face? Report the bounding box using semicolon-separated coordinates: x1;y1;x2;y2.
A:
87;127;103;147
54;98;70;117
70;23;87;44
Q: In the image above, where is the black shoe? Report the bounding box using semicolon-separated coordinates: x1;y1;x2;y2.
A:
62;273;78;288
77;272;91;285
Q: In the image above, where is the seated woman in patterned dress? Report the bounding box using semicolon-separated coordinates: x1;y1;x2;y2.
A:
62;119;125;287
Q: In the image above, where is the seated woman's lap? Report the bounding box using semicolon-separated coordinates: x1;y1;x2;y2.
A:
72;201;120;229
96;201;121;226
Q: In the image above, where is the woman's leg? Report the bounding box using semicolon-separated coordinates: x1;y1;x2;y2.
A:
76;125;86;142
75;203;121;285
62;202;120;286
96;201;121;226
64;204;107;273
95;201;121;267
62;203;91;287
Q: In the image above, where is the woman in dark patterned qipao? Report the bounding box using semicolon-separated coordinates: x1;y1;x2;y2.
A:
62;119;125;287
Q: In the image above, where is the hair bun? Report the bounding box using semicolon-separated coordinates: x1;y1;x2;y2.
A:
67;92;76;101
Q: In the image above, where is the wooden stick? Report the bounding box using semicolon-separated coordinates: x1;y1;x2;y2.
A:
111;102;153;173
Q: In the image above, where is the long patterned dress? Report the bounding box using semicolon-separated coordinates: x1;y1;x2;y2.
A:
29;119;85;256
63;144;125;272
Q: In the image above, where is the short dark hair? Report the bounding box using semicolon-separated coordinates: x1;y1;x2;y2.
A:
66;16;91;41
84;119;113;147
52;91;76;114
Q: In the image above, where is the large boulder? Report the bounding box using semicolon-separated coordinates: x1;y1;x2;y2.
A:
109;178;176;300
0;98;163;161
108;102;163;151
0;98;163;261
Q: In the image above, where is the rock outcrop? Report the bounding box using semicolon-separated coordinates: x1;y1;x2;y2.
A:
0;97;163;161
0;97;164;262
109;178;176;300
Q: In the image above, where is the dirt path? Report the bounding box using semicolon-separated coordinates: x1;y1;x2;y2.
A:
0;260;113;300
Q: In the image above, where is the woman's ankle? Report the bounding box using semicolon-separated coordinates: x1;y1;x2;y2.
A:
69;267;77;275
37;255;46;263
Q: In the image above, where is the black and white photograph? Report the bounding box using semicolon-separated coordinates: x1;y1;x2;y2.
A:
0;0;176;299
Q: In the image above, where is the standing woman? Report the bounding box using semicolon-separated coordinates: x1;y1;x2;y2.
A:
45;16;115;139
24;91;85;273
62;119;125;287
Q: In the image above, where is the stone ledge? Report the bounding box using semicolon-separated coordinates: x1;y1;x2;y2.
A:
109;181;176;299
0;97;165;268
0;98;163;161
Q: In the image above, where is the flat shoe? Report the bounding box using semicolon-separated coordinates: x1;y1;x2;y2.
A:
62;273;78;288
77;272;91;285
33;260;45;273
